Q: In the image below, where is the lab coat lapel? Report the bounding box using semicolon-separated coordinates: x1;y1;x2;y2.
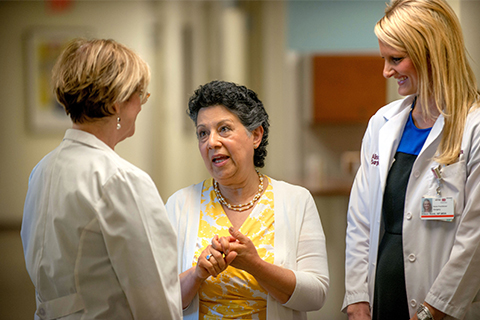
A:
419;114;444;157
378;106;412;192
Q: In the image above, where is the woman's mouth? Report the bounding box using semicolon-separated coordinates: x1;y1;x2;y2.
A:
212;155;229;164
397;76;407;85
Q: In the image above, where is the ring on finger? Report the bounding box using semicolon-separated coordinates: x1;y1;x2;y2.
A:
206;254;212;261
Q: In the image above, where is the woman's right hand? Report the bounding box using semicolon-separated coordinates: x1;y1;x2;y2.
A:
179;244;237;309
196;244;237;279
347;302;371;320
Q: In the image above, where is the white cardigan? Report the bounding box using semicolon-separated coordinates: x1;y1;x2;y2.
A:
166;177;329;320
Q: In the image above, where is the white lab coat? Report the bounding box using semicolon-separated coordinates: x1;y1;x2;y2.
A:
343;95;480;319
166;178;329;320
21;129;182;320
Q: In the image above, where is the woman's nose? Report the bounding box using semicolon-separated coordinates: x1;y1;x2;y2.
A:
383;62;395;78
207;132;221;149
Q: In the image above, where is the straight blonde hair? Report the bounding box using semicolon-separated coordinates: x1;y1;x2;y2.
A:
375;0;479;164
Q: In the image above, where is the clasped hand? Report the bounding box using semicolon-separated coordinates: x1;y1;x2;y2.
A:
198;227;261;279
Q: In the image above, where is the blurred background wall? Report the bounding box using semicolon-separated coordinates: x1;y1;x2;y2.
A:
0;0;478;319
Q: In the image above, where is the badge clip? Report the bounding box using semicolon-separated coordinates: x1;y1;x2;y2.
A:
431;165;443;197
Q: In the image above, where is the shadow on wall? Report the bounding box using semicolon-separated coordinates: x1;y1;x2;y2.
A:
0;230;36;319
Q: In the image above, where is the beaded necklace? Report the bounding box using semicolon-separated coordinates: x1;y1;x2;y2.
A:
214;170;264;212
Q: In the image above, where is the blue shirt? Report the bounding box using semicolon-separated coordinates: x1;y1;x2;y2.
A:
397;111;432;156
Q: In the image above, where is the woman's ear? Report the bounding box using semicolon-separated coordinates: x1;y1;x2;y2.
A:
111;102;121;115
252;125;264;149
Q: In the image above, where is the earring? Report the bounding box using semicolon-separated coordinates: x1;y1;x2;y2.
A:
116;117;121;130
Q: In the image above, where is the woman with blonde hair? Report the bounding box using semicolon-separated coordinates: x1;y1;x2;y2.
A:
21;38;182;319
343;0;480;319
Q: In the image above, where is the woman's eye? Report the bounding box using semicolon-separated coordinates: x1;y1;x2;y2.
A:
197;130;207;138
392;57;403;63
220;126;230;133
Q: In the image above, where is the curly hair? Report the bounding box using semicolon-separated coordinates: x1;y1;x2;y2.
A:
187;80;270;168
52;38;150;123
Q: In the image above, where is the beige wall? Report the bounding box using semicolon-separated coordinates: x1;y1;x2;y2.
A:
0;0;158;226
459;0;480;81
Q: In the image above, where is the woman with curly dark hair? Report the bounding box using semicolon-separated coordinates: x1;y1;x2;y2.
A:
166;80;329;319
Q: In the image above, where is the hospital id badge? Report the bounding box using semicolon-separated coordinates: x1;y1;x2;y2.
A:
421;196;454;221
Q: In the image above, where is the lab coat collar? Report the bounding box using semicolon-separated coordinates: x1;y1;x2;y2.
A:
377;95;445;191
63;129;116;155
382;95;416;122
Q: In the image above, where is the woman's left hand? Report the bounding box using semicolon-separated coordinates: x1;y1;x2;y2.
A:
200;245;229;278
409;303;445;320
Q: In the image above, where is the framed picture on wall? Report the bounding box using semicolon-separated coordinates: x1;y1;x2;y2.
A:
24;27;93;134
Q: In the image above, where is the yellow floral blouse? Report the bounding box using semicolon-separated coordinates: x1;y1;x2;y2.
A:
193;177;275;319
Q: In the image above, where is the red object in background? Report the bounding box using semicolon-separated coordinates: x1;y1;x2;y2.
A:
46;0;73;13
